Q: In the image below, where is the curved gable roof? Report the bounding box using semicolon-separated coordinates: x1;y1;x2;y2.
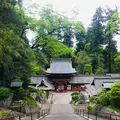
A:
46;58;77;74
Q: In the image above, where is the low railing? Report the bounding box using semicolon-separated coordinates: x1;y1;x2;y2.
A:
28;109;50;120
1;109;50;120
1;113;25;120
74;109;120;120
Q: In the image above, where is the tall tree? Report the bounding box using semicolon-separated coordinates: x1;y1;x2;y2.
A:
0;0;32;86
86;7;105;72
105;8;120;72
87;7;105;53
31;5;75;49
75;22;86;52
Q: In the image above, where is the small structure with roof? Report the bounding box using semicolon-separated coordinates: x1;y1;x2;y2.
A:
10;81;23;88
10;81;28;89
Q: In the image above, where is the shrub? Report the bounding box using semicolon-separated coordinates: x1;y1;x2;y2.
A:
87;105;93;111
99;92;110;106
38;89;44;98
90;89;107;104
71;92;80;96
71;92;81;103
90;96;97;104
109;83;120;109
72;96;80;103
0;87;12;100
23;96;37;105
19;87;26;95
0;111;8;118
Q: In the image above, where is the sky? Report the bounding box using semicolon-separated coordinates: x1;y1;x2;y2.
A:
24;0;120;51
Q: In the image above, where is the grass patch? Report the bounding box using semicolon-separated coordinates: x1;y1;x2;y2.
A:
0;111;8;118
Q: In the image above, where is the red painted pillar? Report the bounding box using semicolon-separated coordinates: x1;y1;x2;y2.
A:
55;82;58;92
65;82;67;92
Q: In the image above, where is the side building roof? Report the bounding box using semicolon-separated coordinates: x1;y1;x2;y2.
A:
92;78;120;89
46;58;77;74
69;75;111;84
70;76;94;84
30;76;54;90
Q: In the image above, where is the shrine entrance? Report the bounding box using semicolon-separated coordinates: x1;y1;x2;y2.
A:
54;80;68;93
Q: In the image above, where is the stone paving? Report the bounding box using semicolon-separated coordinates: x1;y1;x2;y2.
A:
42;92;85;120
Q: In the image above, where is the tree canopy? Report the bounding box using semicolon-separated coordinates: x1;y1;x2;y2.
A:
0;2;120;87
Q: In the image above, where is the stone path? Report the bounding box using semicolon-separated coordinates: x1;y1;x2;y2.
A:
42;92;85;120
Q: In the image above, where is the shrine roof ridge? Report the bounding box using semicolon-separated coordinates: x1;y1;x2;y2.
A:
46;58;76;74
50;58;72;62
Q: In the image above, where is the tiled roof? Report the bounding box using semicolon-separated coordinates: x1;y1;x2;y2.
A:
70;76;94;84
30;76;48;84
85;84;98;96
46;59;77;74
69;75;113;84
106;73;120;77
92;78;120;89
30;76;53;90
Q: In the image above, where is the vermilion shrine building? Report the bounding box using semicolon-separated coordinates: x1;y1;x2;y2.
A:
46;58;79;92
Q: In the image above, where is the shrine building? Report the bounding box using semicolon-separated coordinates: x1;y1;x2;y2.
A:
30;58;120;94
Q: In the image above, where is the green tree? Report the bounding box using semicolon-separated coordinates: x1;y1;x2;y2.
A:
95;67;104;75
83;64;92;74
105;8;120;73
87;7;105;52
103;40;117;73
86;7;105;72
75;22;86;52
109;82;120;109
31;5;75;49
114;55;120;73
0;1;32;86
75;51;92;74
29;5;79;67
0;26;31;86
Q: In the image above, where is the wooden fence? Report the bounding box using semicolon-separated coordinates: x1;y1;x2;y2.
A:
1;108;50;120
0;113;24;120
74;109;120;120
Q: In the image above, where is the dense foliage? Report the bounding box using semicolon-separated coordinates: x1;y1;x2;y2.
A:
0;0;31;86
0;110;8;118
114;55;120;72
90;82;120;110
0;87;12;100
23;96;37;105
71;92;81;104
0;1;120;87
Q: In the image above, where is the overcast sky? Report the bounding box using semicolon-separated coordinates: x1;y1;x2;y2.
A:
24;0;120;51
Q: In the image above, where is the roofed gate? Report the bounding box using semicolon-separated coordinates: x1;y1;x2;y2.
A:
46;58;76;92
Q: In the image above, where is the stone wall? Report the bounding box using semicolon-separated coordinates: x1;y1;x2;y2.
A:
0;94;13;108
